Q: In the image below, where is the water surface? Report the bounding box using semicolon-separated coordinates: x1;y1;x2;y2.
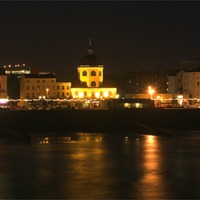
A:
1;132;200;199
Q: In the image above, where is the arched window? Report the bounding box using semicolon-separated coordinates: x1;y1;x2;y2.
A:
91;71;96;76
99;71;102;76
82;71;87;76
91;81;96;87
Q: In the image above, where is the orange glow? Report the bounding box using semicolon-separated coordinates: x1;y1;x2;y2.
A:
103;91;108;98
78;92;84;98
133;135;169;199
95;92;100;98
148;86;155;99
147;135;154;143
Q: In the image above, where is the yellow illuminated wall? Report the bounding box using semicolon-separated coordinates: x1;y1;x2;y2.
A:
56;82;71;98
77;66;104;87
71;87;117;99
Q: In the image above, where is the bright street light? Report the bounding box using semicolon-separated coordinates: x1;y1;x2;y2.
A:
148;86;155;100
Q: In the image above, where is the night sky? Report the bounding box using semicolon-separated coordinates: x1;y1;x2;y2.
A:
0;1;200;80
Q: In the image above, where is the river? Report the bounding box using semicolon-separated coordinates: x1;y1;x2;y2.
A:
0;131;200;199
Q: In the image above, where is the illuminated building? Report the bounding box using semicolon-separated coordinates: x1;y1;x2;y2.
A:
3;64;37;100
20;72;56;106
71;39;117;108
3;64;31;75
0;68;8;102
56;81;71;98
19;72;71;107
18;39;118;109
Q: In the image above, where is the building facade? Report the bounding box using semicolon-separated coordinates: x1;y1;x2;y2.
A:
20;72;57;100
183;69;200;98
0;68;7;99
56;82;71;99
70;39;117;108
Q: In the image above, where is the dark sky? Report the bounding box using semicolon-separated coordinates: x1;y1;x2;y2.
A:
0;1;200;80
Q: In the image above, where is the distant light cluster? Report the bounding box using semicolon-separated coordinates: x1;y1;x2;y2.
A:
3;64;26;68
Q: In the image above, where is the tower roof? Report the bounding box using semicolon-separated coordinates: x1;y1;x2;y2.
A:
79;38;102;66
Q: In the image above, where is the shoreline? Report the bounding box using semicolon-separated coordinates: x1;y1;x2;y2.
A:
1;108;199;131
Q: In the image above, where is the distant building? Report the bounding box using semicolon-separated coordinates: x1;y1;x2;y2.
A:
167;70;183;94
56;81;71;99
70;39;117;108
0;68;7;99
183;68;200;99
1;64;37;100
19;72;72;107
20;72;56;103
3;64;31;75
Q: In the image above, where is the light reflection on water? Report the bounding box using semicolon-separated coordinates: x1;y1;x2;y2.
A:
1;132;200;199
135;135;169;199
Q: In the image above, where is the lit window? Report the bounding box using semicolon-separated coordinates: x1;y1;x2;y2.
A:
91;81;96;87
91;71;96;76
82;71;87;76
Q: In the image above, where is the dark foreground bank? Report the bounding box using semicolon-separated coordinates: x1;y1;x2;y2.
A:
0;108;199;134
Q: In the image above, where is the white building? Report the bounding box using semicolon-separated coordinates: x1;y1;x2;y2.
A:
183;69;200;98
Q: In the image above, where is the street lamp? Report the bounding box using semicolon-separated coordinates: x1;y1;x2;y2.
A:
46;88;49;98
39;95;45;109
148;86;155;100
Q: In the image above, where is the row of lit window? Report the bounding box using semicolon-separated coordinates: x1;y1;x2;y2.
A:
74;91;113;98
82;71;102;76
26;85;70;90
